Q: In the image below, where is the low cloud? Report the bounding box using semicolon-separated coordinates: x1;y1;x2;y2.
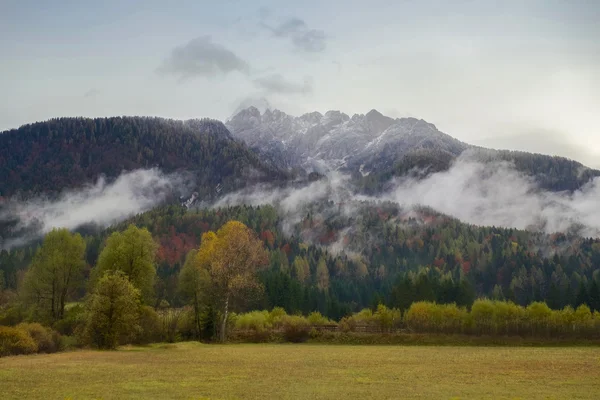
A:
231;96;274;116
381;156;600;237
263;17;327;52
213;156;600;244
214;172;351;235
253;74;313;95
0;169;186;249
157;36;250;81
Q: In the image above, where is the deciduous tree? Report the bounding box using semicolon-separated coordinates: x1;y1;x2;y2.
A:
83;271;141;349
195;221;268;342
22;228;86;321
94;225;157;303
178;249;210;339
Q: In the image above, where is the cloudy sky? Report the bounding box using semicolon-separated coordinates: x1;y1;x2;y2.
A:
1;0;599;166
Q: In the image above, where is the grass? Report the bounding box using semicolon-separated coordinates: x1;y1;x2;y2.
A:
1;343;599;399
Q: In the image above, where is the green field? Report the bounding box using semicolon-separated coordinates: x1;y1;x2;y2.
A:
1;343;599;399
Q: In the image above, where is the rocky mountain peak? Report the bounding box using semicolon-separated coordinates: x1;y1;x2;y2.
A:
226;107;468;173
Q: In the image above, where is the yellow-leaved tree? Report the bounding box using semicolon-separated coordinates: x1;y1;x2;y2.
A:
194;221;268;342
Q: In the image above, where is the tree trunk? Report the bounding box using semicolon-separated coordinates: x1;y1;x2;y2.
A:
193;291;201;340
220;293;230;343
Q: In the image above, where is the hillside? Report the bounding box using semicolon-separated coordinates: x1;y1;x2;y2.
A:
0;116;290;199
3;202;599;318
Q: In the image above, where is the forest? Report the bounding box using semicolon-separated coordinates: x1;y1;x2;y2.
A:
3;203;600;317
0;117;289;199
355;147;600;194
2;202;600;355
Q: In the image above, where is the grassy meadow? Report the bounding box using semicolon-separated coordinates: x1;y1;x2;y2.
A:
1;343;599;399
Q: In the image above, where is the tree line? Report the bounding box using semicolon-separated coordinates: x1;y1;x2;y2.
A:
2;215;600;356
232;301;600;340
2;203;600;326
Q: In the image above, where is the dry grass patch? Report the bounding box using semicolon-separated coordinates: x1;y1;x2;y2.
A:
1;343;599;399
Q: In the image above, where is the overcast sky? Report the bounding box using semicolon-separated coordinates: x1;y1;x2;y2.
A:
1;0;599;166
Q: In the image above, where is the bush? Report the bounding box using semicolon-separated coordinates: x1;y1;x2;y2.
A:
0;326;38;357
282;315;310;343
309;327;321;339
175;308;198;341
374;304;401;333
307;311;334;326
404;302;438;333
16;323;60;353
526;302;552;336
235;310;272;333
268;307;287;329
134;306;162;344
158;308;185;343
339;316;357;333
0;304;28;326
60;335;80;350
53;304;85;336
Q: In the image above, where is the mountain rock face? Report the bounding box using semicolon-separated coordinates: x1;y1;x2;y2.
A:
227;107;600;192
226;107;469;173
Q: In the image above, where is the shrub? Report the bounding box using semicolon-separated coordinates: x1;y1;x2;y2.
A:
573;304;594;336
53;304;85;336
339;316;357;333
60;335;80;350
0;326;37;356
374;304;401;333
235;310;272;333
176;308;198;341
438;303;467;334
268;307;287;329
0;304;28;326
526;302;552;336
134;306;162;344
282;315;311;343
309;327;321;339
470;299;496;335
404;302;438;333
307;311;329;326
342;308;377;332
16;323;60;353
158;308;185;343
353;309;375;325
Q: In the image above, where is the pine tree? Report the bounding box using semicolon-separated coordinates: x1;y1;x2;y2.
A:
546;282;563;310
588;279;600;312
574;281;589;308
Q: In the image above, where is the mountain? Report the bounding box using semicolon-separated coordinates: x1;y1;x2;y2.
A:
226;107;468;172
2;113;600;319
227;107;600;192
0;116;290;199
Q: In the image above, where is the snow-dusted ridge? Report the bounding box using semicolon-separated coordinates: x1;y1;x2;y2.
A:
226;107;468;173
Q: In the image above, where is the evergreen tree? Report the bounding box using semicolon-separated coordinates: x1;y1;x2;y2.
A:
588;279;600;312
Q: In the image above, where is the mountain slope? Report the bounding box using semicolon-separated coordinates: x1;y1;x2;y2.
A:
0;117;290;199
227;107;600;192
226;107;468;172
